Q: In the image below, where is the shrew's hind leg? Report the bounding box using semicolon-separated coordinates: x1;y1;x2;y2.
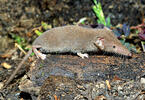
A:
32;45;46;60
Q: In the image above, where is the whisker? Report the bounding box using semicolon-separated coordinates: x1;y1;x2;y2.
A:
122;55;124;60
116;53;118;57
102;51;129;59
114;52;118;57
116;53;120;57
120;54;123;58
104;51;108;56
116;53;119;57
113;53;115;57
124;55;127;61
103;51;106;56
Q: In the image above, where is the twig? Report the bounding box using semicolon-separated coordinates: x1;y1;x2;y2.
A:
15;43;27;55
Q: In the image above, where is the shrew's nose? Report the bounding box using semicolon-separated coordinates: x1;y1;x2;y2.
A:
128;53;132;57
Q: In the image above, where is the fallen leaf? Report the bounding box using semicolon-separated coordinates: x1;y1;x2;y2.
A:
95;95;106;100
106;80;111;90
112;75;122;81
1;62;12;69
54;95;60;100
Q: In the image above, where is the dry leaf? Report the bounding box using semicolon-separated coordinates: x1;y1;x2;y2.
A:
54;95;60;100
1;62;12;69
112;75;122;81
106;80;111;90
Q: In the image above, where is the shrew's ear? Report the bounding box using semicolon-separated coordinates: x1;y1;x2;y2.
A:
94;37;105;50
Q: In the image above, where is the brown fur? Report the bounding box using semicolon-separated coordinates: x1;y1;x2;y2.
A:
33;25;131;55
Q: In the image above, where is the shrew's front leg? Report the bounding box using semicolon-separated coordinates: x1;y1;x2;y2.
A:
77;52;89;59
32;45;46;60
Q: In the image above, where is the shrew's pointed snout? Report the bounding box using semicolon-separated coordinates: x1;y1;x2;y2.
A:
123;49;132;57
115;45;132;57
123;50;132;57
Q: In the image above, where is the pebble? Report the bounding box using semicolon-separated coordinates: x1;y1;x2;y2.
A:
0;82;4;90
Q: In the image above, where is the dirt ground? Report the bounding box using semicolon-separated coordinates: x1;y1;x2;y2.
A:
0;0;145;100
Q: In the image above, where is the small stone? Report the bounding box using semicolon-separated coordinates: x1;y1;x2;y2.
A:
100;83;105;88
118;86;123;90
140;77;145;84
0;82;4;89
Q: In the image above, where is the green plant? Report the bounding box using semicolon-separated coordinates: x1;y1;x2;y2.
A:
41;22;51;30
35;22;51;36
35;30;43;36
11;34;26;48
92;0;111;27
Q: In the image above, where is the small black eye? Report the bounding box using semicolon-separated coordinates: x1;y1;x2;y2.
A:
113;46;116;48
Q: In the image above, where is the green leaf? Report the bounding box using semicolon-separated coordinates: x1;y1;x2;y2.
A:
124;42;130;48
92;1;106;26
120;39;126;44
106;17;111;27
79;17;87;24
130;45;137;52
41;22;50;30
93;0;97;5
30;52;35;56
35;30;43;36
